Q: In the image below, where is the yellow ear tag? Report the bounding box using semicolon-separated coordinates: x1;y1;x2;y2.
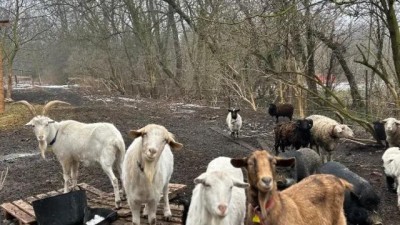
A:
252;214;260;223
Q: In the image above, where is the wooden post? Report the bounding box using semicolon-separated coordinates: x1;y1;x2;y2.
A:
0;19;10;114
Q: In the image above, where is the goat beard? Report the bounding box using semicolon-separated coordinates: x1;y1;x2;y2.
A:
143;161;156;183
38;141;47;159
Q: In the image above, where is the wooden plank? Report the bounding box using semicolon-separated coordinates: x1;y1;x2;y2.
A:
1;183;186;225
35;193;49;200
46;191;60;197
78;183;108;197
0;202;35;224
24;196;37;205
12;200;35;217
210;126;256;151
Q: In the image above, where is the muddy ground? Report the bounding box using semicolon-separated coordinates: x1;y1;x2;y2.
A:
0;87;399;225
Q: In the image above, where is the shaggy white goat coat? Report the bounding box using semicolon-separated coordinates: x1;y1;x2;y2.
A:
382;147;400;208
27;117;126;208
186;157;248;225
226;112;242;137
383;118;400;147
122;124;182;225
306;115;354;162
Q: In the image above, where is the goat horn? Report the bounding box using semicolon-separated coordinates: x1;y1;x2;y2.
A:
13;100;37;116
42;100;71;115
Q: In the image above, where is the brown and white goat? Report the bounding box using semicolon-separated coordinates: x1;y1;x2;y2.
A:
231;150;352;225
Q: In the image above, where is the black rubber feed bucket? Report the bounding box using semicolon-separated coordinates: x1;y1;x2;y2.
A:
32;190;87;225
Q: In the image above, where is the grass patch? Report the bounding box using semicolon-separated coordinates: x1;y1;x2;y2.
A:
0;104;33;131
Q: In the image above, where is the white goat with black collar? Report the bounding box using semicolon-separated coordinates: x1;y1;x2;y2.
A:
17;100;126;209
122;124;183;225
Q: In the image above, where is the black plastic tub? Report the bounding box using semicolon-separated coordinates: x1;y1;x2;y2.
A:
32;190;87;225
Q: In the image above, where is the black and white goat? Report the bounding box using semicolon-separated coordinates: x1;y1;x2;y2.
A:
226;108;242;138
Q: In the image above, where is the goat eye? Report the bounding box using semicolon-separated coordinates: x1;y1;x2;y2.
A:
204;183;211;188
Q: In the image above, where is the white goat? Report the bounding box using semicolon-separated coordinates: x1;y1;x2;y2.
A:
383;117;400;147
226;108;242;138
186;157;249;225
122;124;183;225
382;147;400;209
17;100;126;208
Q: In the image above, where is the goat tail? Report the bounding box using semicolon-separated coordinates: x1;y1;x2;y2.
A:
114;138;126;175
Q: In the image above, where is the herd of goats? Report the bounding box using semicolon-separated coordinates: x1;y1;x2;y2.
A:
9;100;400;225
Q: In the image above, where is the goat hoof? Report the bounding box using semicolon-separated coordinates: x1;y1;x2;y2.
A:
115;201;122;210
164;215;172;221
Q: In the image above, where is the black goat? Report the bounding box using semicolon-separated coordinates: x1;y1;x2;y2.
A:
274;119;313;155
268;103;294;123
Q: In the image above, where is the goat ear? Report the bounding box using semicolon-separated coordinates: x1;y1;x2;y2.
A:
236;109;240;112
275;157;295;167
228;109;233;112
382;119;388;123
232;178;249;188
308;119;313;127
169;140;183;150
25;120;34;126
194;173;207;185
129;129;144;138
231;158;247;168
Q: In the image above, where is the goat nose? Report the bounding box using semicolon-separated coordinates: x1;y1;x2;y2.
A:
262;177;272;186
218;204;227;214
38;135;44;140
149;148;157;155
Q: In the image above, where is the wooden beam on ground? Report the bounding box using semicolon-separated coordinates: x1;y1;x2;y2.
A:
209;126;256;151
1;182;187;224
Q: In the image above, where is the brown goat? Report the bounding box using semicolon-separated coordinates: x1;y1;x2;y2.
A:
231;150;352;225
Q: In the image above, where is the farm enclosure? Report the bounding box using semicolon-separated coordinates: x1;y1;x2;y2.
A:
0;87;399;224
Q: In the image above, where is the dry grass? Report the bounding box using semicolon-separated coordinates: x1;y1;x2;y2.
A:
0;104;33;131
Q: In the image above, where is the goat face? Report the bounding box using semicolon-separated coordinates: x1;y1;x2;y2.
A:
228;108;240;120
129;124;183;162
194;171;248;217
296;119;313;131
231;150;295;193
383;118;400;134
268;103;277;116
334;124;354;138
25;116;55;159
275;164;296;190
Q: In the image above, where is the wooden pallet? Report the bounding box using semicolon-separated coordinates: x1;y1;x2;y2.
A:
1;183;186;225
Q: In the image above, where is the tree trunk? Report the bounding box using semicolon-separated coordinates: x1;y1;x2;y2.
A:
382;0;400;86
6;69;12;99
313;30;364;108
0;42;4;113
